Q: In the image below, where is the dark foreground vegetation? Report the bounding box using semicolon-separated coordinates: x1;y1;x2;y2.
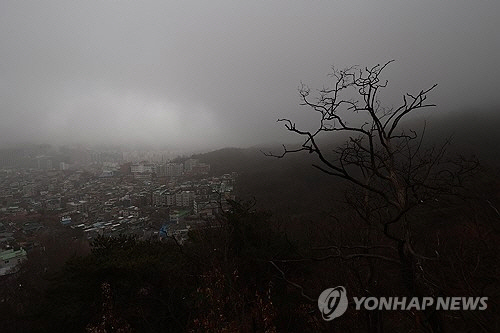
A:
1;176;499;332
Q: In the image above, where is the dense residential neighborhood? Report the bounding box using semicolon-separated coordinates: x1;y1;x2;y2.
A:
0;148;237;275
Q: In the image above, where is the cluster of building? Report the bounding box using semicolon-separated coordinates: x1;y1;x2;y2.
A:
124;158;211;180
0;155;237;276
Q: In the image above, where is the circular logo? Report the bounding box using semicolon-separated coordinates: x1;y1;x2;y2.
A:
318;286;348;321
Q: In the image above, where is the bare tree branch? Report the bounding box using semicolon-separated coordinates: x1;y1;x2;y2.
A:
269;260;315;302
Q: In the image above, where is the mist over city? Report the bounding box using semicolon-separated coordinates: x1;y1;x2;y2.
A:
1;0;499;150
1;1;499;332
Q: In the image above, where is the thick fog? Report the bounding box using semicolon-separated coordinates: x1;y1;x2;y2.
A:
1;0;499;149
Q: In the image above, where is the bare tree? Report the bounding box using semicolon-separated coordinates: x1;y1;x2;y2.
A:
266;61;479;332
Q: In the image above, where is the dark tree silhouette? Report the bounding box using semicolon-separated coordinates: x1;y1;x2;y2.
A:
266;61;479;332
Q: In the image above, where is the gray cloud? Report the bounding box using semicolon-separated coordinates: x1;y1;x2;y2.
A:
1;0;499;149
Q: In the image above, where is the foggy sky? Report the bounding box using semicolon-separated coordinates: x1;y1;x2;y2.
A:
1;0;499;149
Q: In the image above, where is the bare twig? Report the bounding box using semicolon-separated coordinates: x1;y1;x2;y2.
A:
269;260;315;302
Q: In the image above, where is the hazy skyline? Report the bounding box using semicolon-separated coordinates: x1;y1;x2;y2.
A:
1;0;499;149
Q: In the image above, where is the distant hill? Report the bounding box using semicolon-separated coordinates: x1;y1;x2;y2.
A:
421;109;500;165
194;109;499;216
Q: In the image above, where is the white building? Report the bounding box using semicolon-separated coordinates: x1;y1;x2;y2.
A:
166;192;176;206
181;190;194;208
0;247;27;276
130;163;154;173
131;163;154;180
184;159;198;172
